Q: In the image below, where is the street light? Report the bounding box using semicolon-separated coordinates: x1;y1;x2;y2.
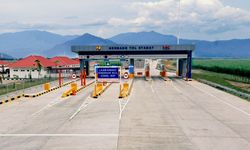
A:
177;0;181;45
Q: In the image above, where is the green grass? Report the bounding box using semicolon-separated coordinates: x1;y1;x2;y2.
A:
0;78;57;96
193;70;249;93
193;59;250;78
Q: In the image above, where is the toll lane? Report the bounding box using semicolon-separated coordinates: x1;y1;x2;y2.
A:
0;79;95;149
117;78;196;150
39;83;120;150
171;79;250;145
117;77;250;150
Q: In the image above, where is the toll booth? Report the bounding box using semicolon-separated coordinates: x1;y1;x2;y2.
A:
72;45;195;79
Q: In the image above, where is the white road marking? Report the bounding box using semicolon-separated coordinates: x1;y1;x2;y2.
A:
69;96;96;120
169;79;182;93
189;82;250;117
118;99;122;120
0;134;118;137
32;80;92;117
31;97;68;117
119;89;133;120
150;80;155;93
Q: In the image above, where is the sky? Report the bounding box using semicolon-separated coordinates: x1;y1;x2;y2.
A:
0;0;250;40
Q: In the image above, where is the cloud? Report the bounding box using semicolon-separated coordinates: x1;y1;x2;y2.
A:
0;0;249;40
107;0;250;35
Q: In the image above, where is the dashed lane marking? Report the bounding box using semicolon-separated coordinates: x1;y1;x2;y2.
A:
118;85;133;120
69;96;96;121
31;97;69;117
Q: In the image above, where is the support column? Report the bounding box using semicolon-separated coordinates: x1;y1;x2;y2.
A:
177;59;184;77
130;58;135;66
85;61;89;76
176;58;179;76
80;59;89;76
80;59;85;71
187;51;192;79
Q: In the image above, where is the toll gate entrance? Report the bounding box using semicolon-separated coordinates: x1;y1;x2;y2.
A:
72;45;195;80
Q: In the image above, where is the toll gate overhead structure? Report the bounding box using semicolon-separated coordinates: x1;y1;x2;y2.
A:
72;45;195;79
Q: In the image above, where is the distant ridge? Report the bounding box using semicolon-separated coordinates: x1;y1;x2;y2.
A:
44;33;115;57
110;31;177;45
0;30;249;58
109;31;250;58
0;30;77;58
0;52;14;59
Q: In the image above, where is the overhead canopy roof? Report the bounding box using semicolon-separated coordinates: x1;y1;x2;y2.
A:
72;45;195;59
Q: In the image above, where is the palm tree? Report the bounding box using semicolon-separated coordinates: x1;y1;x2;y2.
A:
34;60;42;79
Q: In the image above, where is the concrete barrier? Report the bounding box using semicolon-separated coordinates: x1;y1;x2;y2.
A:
92;82;112;98
119;79;134;98
62;80;95;98
24;79;80;98
0;94;24;105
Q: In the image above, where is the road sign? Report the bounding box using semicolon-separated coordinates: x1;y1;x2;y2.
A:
96;66;120;82
71;74;77;79
124;72;129;79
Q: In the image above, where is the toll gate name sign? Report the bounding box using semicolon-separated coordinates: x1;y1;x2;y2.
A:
96;67;120;82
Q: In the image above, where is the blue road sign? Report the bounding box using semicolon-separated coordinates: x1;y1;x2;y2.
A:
97;67;119;79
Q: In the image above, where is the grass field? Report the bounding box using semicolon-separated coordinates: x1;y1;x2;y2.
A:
193;59;250;78
192;59;250;100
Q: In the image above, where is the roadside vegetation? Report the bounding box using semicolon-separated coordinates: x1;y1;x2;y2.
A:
193;59;250;78
192;59;250;101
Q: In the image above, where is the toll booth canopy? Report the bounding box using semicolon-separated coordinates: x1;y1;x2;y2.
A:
72;45;195;78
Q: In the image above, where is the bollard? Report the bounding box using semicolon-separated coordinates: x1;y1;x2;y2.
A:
92;84;97;98
71;83;77;91
160;71;166;77
44;83;50;91
119;84;123;98
123;83;129;97
129;73;134;79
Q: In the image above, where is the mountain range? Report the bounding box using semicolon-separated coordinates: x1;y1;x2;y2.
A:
0;30;249;58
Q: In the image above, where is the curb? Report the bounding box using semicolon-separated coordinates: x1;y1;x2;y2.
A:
92;83;112;98
23;79;80;98
62;80;95;98
0;94;24;105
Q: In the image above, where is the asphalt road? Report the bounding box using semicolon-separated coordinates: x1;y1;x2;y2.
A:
0;77;249;150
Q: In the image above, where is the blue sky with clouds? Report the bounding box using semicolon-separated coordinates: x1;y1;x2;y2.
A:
0;0;250;40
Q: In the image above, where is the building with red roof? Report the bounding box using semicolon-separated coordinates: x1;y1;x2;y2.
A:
50;56;79;68
0;60;12;76
49;56;80;77
0;60;11;66
9;55;56;79
8;55;80;79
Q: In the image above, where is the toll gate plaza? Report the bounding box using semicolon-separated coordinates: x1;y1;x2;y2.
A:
72;45;194;79
0;45;249;150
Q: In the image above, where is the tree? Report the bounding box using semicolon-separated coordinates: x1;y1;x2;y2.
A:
35;60;42;79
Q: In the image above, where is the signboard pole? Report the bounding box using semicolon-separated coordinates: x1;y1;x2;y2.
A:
120;66;122;85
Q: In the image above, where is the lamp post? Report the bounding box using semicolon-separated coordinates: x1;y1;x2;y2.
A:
177;0;181;45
